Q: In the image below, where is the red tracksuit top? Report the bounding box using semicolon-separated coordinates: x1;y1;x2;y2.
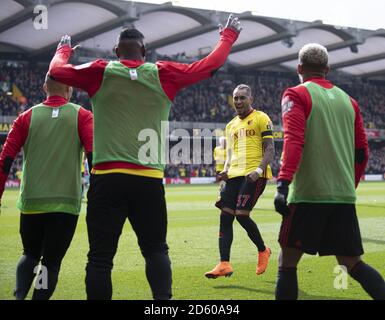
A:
0;96;93;198
48;28;239;173
278;77;369;187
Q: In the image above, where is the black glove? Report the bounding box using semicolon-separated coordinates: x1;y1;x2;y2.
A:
274;180;290;217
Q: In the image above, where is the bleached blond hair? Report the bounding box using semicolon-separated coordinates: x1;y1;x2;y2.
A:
299;43;329;67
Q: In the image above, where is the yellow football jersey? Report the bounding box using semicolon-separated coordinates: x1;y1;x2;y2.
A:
226;110;273;179
16;170;23;180
213;146;226;173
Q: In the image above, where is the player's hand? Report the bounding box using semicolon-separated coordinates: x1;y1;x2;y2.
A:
274;180;290;217
219;14;242;34
57;35;80;52
219;180;226;192
217;170;229;182
246;171;260;183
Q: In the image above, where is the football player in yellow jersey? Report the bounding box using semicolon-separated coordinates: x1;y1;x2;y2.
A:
205;84;275;279
214;136;227;191
214;136;227;175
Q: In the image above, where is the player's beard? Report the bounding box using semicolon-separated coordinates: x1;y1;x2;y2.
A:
237;105;251;119
236;106;245;117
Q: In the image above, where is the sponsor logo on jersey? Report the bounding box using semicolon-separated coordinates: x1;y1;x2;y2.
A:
232;128;257;140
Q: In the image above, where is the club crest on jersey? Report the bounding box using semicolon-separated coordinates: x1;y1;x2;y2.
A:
248;120;253;125
129;69;138;80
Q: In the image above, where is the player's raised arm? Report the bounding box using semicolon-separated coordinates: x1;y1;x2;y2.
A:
49;35;80;70
189;14;242;74
49;35;106;97
155;14;242;101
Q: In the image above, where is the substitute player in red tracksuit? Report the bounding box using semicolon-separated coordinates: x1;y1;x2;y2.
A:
48;15;242;300
274;43;385;300
0;72;93;299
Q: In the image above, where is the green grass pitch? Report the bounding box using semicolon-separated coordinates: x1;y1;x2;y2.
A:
0;182;384;300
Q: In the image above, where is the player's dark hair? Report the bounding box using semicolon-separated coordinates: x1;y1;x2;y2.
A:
115;28;146;59
118;28;144;42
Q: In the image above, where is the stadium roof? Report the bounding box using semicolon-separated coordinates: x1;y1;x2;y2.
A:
1;0;385;79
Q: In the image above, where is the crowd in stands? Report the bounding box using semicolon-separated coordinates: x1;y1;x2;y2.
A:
164;164;216;178
366;142;385;175
171;72;385;129
0;63;91;116
1;63;45;115
1;62;384;179
170;77;235;122
342;82;385;129
2;63;385;128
